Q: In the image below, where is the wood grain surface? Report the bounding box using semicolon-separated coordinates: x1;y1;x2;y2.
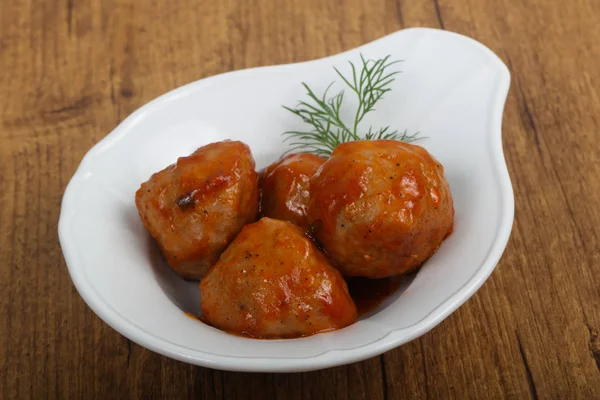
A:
1;0;599;398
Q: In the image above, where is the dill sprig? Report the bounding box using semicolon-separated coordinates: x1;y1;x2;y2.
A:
282;54;420;156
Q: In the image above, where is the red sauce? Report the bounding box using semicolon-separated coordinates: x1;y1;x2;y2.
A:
191;313;340;340
185;312;201;321
345;275;405;317
188;276;405;337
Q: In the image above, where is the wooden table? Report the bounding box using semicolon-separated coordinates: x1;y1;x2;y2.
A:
1;0;599;398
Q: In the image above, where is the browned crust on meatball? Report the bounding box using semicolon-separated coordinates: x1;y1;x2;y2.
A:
260;153;325;228
135;140;259;280
308;140;454;278
200;217;357;338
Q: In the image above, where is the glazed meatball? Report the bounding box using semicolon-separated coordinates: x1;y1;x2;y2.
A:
260;153;325;228
200;217;357;338
135;140;259;280
308;140;454;278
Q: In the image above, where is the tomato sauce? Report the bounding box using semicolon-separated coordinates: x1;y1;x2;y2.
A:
345;275;405;317
188;275;405;338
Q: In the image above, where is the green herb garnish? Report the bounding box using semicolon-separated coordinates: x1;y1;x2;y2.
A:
282;54;420;156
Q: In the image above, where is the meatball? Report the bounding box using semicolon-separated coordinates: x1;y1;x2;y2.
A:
135;140;258;280
200;217;357;338
260;153;325;228
308;140;454;278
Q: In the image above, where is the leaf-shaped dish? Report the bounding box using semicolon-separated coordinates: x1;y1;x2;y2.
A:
58;27;513;372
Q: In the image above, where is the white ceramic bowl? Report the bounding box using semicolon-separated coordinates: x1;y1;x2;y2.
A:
58;28;513;372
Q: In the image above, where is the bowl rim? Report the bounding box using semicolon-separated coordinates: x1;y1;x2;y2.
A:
58;27;513;372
